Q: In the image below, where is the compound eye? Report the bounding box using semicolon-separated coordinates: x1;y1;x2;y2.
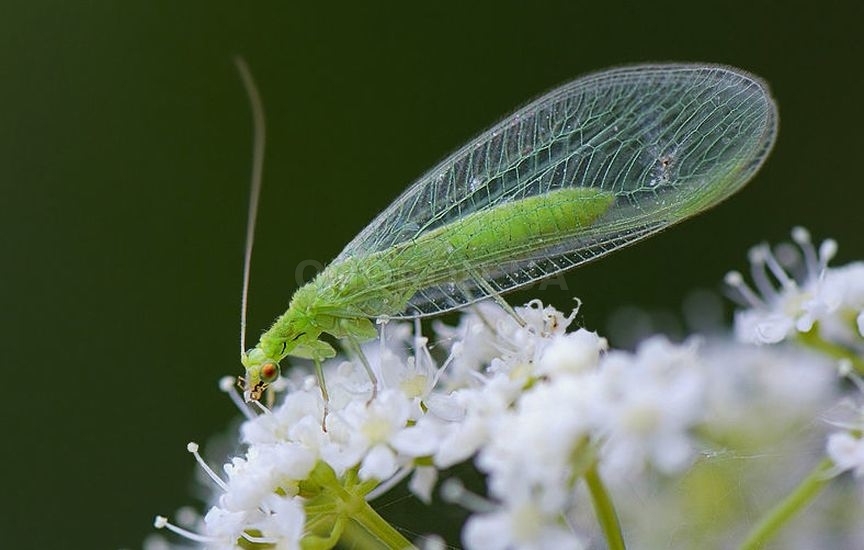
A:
260;362;280;384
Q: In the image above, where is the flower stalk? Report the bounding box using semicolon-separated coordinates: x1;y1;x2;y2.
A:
585;462;626;550
739;458;834;550
299;462;414;549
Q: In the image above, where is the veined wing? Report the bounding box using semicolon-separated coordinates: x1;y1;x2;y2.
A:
332;64;778;318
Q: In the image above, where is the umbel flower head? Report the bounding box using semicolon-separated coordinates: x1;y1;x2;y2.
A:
153;228;864;550
726;227;864;347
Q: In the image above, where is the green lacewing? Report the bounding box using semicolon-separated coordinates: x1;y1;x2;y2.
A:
239;63;778;400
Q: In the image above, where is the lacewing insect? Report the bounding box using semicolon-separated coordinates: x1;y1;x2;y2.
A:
237;62;778;401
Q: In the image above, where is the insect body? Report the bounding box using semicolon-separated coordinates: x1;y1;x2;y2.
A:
240;63;778;401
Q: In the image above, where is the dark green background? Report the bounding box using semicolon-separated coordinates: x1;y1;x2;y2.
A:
2;2;861;548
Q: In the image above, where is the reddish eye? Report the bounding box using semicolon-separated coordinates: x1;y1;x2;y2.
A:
260;362;279;383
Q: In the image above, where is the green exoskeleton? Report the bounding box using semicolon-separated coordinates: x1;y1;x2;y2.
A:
235;62;778;402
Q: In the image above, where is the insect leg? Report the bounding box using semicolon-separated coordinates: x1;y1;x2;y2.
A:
265;385;276;409
313;357;330;432
450;279;500;335
463;264;526;327
345;333;378;402
377;316;390;364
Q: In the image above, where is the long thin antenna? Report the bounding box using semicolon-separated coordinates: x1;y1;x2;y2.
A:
234;56;266;356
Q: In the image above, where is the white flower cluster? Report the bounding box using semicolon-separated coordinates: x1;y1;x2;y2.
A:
727;227;864;348
153;228;864;549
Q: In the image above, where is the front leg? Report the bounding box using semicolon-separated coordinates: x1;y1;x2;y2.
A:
290;339;337;360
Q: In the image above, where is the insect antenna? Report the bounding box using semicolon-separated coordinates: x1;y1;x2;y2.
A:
233;56;267;357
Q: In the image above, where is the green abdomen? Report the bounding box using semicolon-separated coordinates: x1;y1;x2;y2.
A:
313;187;614;317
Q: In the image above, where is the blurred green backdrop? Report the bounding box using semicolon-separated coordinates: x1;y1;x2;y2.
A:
2;1;862;548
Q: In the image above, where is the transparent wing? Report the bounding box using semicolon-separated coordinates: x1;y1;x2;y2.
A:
332;64;778;318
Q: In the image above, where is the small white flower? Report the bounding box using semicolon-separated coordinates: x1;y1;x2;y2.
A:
462;499;585;550
595;336;704;476
324;389;414;480
476;374;596;514
731;303;794;344
434;302;517;382
815;263;864;346
221;443;316;511
827;432;864;478
202;506;248;546
390;416;445;458
254;495;305;549
727;227;856;345
409;466;438;504
431;376;521;468
436;300;578;384
372;322;442;402
358;443;399;480
537;329;607;377
241;390;323;446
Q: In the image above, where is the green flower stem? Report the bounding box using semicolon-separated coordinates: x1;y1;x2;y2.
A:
341;518;391;549
340;491;415;549
299;462;414;549
585;462;626;550
797;329;864;374
740;458;834;550
300;517;344;550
